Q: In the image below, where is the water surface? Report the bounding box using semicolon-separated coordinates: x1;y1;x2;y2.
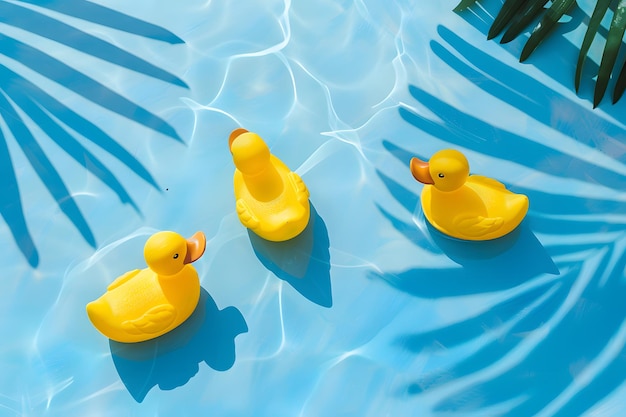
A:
1;0;626;416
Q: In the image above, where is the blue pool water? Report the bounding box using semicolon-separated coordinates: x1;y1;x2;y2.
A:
2;0;626;415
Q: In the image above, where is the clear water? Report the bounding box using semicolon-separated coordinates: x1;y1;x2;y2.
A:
2;0;626;416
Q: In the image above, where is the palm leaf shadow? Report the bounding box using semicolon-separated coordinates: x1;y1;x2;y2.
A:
454;0;626;106
428;245;626;417
16;0;186;44
3;1;187;87
0;1;188;267
373;81;626;413
432;24;626;152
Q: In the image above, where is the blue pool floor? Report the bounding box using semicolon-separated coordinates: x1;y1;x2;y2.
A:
2;0;626;416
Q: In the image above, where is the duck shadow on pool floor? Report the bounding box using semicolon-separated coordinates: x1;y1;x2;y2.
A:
248;203;332;308
371;66;626;413
110;288;247;402
373;219;558;298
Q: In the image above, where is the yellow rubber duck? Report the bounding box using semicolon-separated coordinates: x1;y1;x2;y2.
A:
229;128;310;241
410;149;528;241
86;231;206;343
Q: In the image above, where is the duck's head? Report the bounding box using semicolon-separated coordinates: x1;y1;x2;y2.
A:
410;149;469;192
144;231;206;276
229;128;271;175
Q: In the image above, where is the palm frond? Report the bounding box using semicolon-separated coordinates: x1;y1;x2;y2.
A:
520;0;577;62
455;0;626;106
575;0;611;91
488;0;527;40
594;0;626;107
433;25;626;151
454;0;481;13
612;55;626;102
501;0;549;44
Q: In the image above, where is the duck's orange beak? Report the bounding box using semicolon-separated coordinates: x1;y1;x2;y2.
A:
184;231;206;264
229;128;249;152
410;157;434;184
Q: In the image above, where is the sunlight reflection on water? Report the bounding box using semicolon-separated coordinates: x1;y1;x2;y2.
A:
2;0;626;416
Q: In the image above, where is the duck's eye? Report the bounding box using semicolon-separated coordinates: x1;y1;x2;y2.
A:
173;253;179;259
438;173;445;178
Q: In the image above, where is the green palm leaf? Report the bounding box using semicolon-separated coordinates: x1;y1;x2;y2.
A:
456;0;626;106
520;0;577;62
594;0;626;107
612;53;626;102
489;0;528;40
454;0;480;12
575;0;612;92
611;8;626;102
501;0;549;44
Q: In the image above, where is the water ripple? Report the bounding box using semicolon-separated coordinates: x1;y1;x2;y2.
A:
6;0;626;416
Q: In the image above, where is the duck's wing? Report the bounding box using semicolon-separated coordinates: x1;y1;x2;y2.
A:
236;198;260;229
107;269;141;291
454;215;504;237
288;172;309;204
121;304;177;335
467;175;506;190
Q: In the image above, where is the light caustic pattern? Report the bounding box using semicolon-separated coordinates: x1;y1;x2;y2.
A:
2;0;626;416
